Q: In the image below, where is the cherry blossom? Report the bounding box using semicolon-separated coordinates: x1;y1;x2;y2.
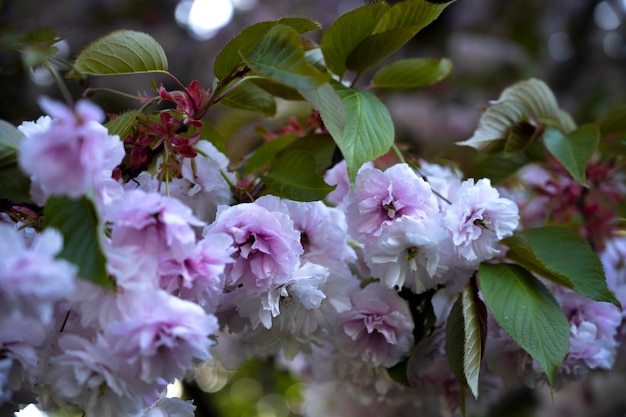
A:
345;163;439;240
444;178;519;264
336;282;414;368
18;98;124;199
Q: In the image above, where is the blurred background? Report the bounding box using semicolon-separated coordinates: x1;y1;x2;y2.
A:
2;1;626;416
2;0;626;153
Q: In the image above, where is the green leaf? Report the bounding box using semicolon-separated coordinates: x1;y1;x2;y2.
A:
0;120;24;151
345;28;418;74
44;195;112;289
446;294;467;389
281;133;337;173
520;226;620;307
214;21;276;80
373;0;454;33
543;124;599;187
387;358;411;387
446;280;487;400
320;2;389;77
299;83;346;147
465;152;529;185
558;109;577;133
273;17;322;35
219;79;277;116
333;85;395;182
250;78;304;101
457;101;528;151
479;262;569;384
502;233;572;289
105;110;143;140
0;120;31;201
346;0;454;73
503;121;542;155
372;58;452;89
498;78;564;127
302;82;395;183
70;30;168;77
459;79;574;151
304;48;328;72
244;133;299;176
462;280;487;398
261;150;335;201
214;18;322;81
243;25;330;91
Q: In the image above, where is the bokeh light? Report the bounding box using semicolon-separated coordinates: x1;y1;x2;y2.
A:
175;0;259;40
175;0;235;40
594;1;621;31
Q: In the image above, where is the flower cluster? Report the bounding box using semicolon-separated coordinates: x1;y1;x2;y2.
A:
1;99;226;417
0;91;530;416
2;72;624;417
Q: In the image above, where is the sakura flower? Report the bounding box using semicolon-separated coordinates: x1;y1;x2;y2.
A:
345;163;439;240
159;231;235;312
283;200;356;277
323;160;352;206
444;178;519;264
557;288;622;372
47;334;145;417
106;189;203;264
17;114;51;137
336;282;414;367
0;313;47;369
364;216;452;293
204;195;303;294
179;140;235;222
232;261;329;330
415;159;463;210
324;160;373;206
18;98;124;200
0;224;76;322
129;142;235;223
104;289;218;383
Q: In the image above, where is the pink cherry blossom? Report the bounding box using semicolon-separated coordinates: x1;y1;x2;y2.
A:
444;178;519;264
283;200;356;277
47;334;146;417
557;288;622;371
0;313;47;369
106;189;203;263
0;224;76;322
231;261;329;330
416;159;463;210
204;195;303;294
336;282;414;367
179;140;234;222
324;160;373;206
159;231;235;312
364;216;452;293
104;289;218;383
18;98;124;199
345;163;439;240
